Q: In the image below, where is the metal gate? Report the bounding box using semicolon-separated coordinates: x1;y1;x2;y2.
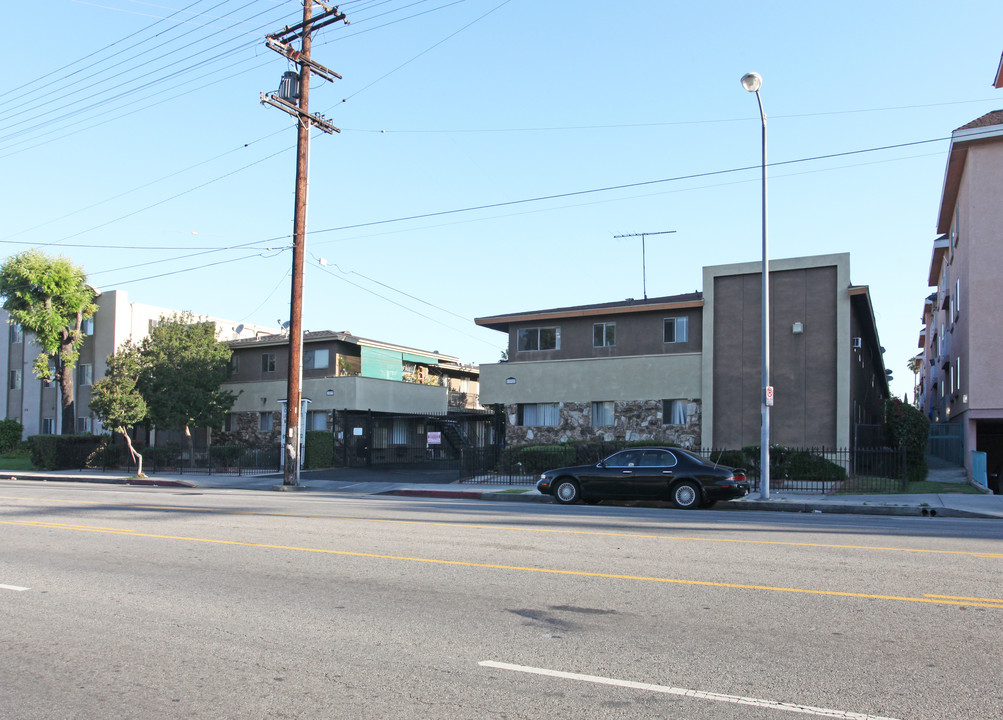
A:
928;422;964;465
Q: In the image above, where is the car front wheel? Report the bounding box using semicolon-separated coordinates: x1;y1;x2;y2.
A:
553;478;581;504
672;481;701;509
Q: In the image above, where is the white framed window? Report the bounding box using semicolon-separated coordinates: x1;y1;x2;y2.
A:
662;399;688;426
517;402;559;427
231;355;239;374
261;353;276;373
76;416;92;433
259;412;274;431
517;327;560;352
304;348;330;370
41;417;55;434
591;401;614;426
663;317;688;344
593;322;615;348
78;363;93;387
9;369;22;390
9;324;23;344
955;279;961;321
81;317;94;336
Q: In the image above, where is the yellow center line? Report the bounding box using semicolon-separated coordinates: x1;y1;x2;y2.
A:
924;594;1003;603
3;519;1002;610
1;494;1001;560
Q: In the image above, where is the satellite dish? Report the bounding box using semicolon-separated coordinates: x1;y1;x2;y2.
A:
235;324;244;335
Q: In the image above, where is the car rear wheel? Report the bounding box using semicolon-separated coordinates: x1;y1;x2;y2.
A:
672;481;701;509
553;478;581;504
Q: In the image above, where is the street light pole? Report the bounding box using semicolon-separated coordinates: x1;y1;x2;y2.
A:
742;71;770;501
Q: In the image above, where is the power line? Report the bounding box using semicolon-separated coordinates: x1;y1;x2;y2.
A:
304;135;958;238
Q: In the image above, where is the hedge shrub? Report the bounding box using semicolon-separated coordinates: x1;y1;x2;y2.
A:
27;434;105;470
304;431;334;469
0;418;23;453
884;398;930;483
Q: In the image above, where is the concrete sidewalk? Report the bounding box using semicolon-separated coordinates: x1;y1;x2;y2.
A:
3;468;1002;519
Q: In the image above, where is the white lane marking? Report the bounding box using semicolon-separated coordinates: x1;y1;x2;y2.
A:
1;584;29;592
479;661;903;720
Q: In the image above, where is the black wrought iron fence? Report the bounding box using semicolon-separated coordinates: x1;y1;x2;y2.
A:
137;446;281;476
461;443;908;493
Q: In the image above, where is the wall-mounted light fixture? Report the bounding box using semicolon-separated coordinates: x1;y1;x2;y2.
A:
792;322;804;334
326;389;335;396
505;377;517;385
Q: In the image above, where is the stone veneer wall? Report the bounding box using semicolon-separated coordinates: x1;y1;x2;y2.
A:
215;411;282;447
505;399;701;448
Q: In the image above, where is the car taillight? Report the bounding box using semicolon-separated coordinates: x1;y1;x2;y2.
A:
732;472;746;482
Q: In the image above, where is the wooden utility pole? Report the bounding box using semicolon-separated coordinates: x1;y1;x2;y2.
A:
261;2;344;485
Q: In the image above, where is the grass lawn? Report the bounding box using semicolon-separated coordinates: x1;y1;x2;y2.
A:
0;454;34;472
833;476;983;495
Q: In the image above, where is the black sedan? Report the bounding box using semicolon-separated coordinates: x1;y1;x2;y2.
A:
536;447;749;509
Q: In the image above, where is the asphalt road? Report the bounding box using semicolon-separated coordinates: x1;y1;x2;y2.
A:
1;480;1001;720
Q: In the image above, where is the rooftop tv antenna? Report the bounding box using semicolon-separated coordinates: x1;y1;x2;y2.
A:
613;230;676;299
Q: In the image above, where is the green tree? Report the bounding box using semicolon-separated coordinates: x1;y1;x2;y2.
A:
89;342;148;476
137;313;236;457
0;251;98;434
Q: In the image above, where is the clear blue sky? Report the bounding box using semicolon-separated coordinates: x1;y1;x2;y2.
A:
2;1;1001;402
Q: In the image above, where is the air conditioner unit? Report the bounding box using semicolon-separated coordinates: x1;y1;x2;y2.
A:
851;337;862;349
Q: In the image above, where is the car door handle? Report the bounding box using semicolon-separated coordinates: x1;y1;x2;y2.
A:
621;470;633;474
661;470;674;475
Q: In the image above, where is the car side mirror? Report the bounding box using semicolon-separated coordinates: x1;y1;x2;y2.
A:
597;461;606;468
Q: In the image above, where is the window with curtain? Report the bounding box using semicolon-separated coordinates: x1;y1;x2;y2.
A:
391;419;408;444
663;317;688;344
662;399;688;426
304;348;330;370
591;401;614;426
518;402;559;426
259;412;274;431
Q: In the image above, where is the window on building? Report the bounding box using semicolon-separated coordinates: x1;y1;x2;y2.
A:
593;322;615;348
9;324;23;344
44;363;56;388
663;317;688;344
9;369;21;390
41;418;55;434
517;327;560;352
517;402;559;426
261;353;276;373
955;279;961;321
956;357;961;395
391;419;408;444
304;348;330;370
78;363;93;387
259;412;274;431
663;399;688;426
307;410;328;431
76;417;92;433
230;355;239;374
81;317;94;336
222;413;234;432
591;401;614;426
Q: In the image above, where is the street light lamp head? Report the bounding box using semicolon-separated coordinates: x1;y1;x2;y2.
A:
741;72;763;92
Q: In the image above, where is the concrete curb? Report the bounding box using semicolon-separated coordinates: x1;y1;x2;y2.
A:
5;473;197;489
383;489;998;517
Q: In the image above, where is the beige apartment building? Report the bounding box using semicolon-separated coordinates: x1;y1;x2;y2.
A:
917;110;1003;484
